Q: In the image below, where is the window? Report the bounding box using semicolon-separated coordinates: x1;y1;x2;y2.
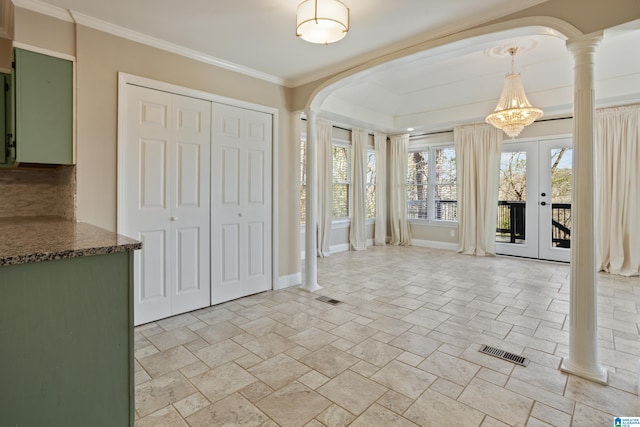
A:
407;151;429;219
433;147;457;221
299;133;373;223
332;144;351;219
366;150;376;219
300;138;306;223
407;146;457;222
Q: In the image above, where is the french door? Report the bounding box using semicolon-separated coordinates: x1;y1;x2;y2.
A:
495;138;573;262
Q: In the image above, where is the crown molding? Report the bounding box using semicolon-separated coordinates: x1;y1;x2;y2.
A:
12;0;73;22
13;0;287;87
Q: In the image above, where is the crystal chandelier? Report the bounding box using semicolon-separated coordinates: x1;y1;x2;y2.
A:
296;0;350;44
486;47;543;138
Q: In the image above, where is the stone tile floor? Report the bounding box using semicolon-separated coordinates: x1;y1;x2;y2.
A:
134;246;640;426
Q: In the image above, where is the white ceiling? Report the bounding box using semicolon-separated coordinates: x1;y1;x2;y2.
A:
17;0;640;133
323;27;640;133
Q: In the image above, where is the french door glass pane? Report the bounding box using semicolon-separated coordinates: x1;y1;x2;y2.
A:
550;148;572;248
497;151;527;244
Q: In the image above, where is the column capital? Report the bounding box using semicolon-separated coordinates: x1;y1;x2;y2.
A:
305;109;318;120
566;32;603;57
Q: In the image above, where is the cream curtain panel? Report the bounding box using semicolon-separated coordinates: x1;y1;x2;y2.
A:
454;124;502;256
389;134;411;245
349;128;368;251
374;132;388;246
317;118;333;257
596;105;640;276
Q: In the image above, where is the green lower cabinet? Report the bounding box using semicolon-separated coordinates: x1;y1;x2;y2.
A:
0;252;134;426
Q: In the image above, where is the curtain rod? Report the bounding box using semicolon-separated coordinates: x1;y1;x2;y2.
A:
303;115;574;140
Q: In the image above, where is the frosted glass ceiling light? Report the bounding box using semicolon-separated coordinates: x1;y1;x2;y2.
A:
296;0;349;44
486;47;543;138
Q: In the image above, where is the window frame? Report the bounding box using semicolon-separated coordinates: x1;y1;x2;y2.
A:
407;141;458;225
331;138;352;222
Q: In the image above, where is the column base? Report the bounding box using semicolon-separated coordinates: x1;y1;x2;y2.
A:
299;282;322;293
560;357;608;385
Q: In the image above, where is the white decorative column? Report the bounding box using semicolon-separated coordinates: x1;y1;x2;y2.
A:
301;110;322;292
560;34;607;384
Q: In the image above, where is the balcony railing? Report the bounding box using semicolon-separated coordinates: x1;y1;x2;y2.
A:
551;203;571;248
497;201;526;243
408;199;571;248
496;201;571;247
407;200;457;221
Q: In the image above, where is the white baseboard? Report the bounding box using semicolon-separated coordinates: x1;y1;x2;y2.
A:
330;243;350;254
276;272;302;290
301;239;379;260
412;239;458;251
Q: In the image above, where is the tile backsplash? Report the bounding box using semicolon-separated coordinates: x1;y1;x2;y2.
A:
0;165;76;220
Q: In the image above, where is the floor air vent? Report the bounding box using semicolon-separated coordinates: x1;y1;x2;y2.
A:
479;344;529;367
316;296;342;306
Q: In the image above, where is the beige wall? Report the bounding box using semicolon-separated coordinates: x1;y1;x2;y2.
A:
14;8;74;56
14;9;301;278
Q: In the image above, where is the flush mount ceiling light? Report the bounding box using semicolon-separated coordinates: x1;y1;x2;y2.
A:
296;0;349;44
486;47;543;138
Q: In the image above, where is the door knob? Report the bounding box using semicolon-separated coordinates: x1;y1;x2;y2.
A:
540;202;547;206
170;216;177;221
238;213;243;217
541;192;546;197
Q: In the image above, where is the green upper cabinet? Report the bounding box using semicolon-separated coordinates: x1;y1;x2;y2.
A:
14;48;73;165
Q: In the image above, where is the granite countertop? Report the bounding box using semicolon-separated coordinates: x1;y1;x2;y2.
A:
0;216;142;266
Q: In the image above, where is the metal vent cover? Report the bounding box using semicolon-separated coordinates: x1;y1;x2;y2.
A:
479;344;529;367
315;296;342;305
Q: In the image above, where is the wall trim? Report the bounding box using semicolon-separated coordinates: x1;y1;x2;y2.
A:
276;273;302;290
412;239;458;251
301;239;376;259
12;41;76;61
331;243;350;254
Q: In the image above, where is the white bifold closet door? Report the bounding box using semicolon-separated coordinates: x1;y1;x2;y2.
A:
211;103;272;305
123;85;211;326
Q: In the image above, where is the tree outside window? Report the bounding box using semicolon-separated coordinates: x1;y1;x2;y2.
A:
366;151;376;219
332;145;351;219
433;147;457;221
407;151;429;219
407;146;457;222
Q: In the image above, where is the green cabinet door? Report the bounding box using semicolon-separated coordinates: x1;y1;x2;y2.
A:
0;252;135;426
15;48;73;165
